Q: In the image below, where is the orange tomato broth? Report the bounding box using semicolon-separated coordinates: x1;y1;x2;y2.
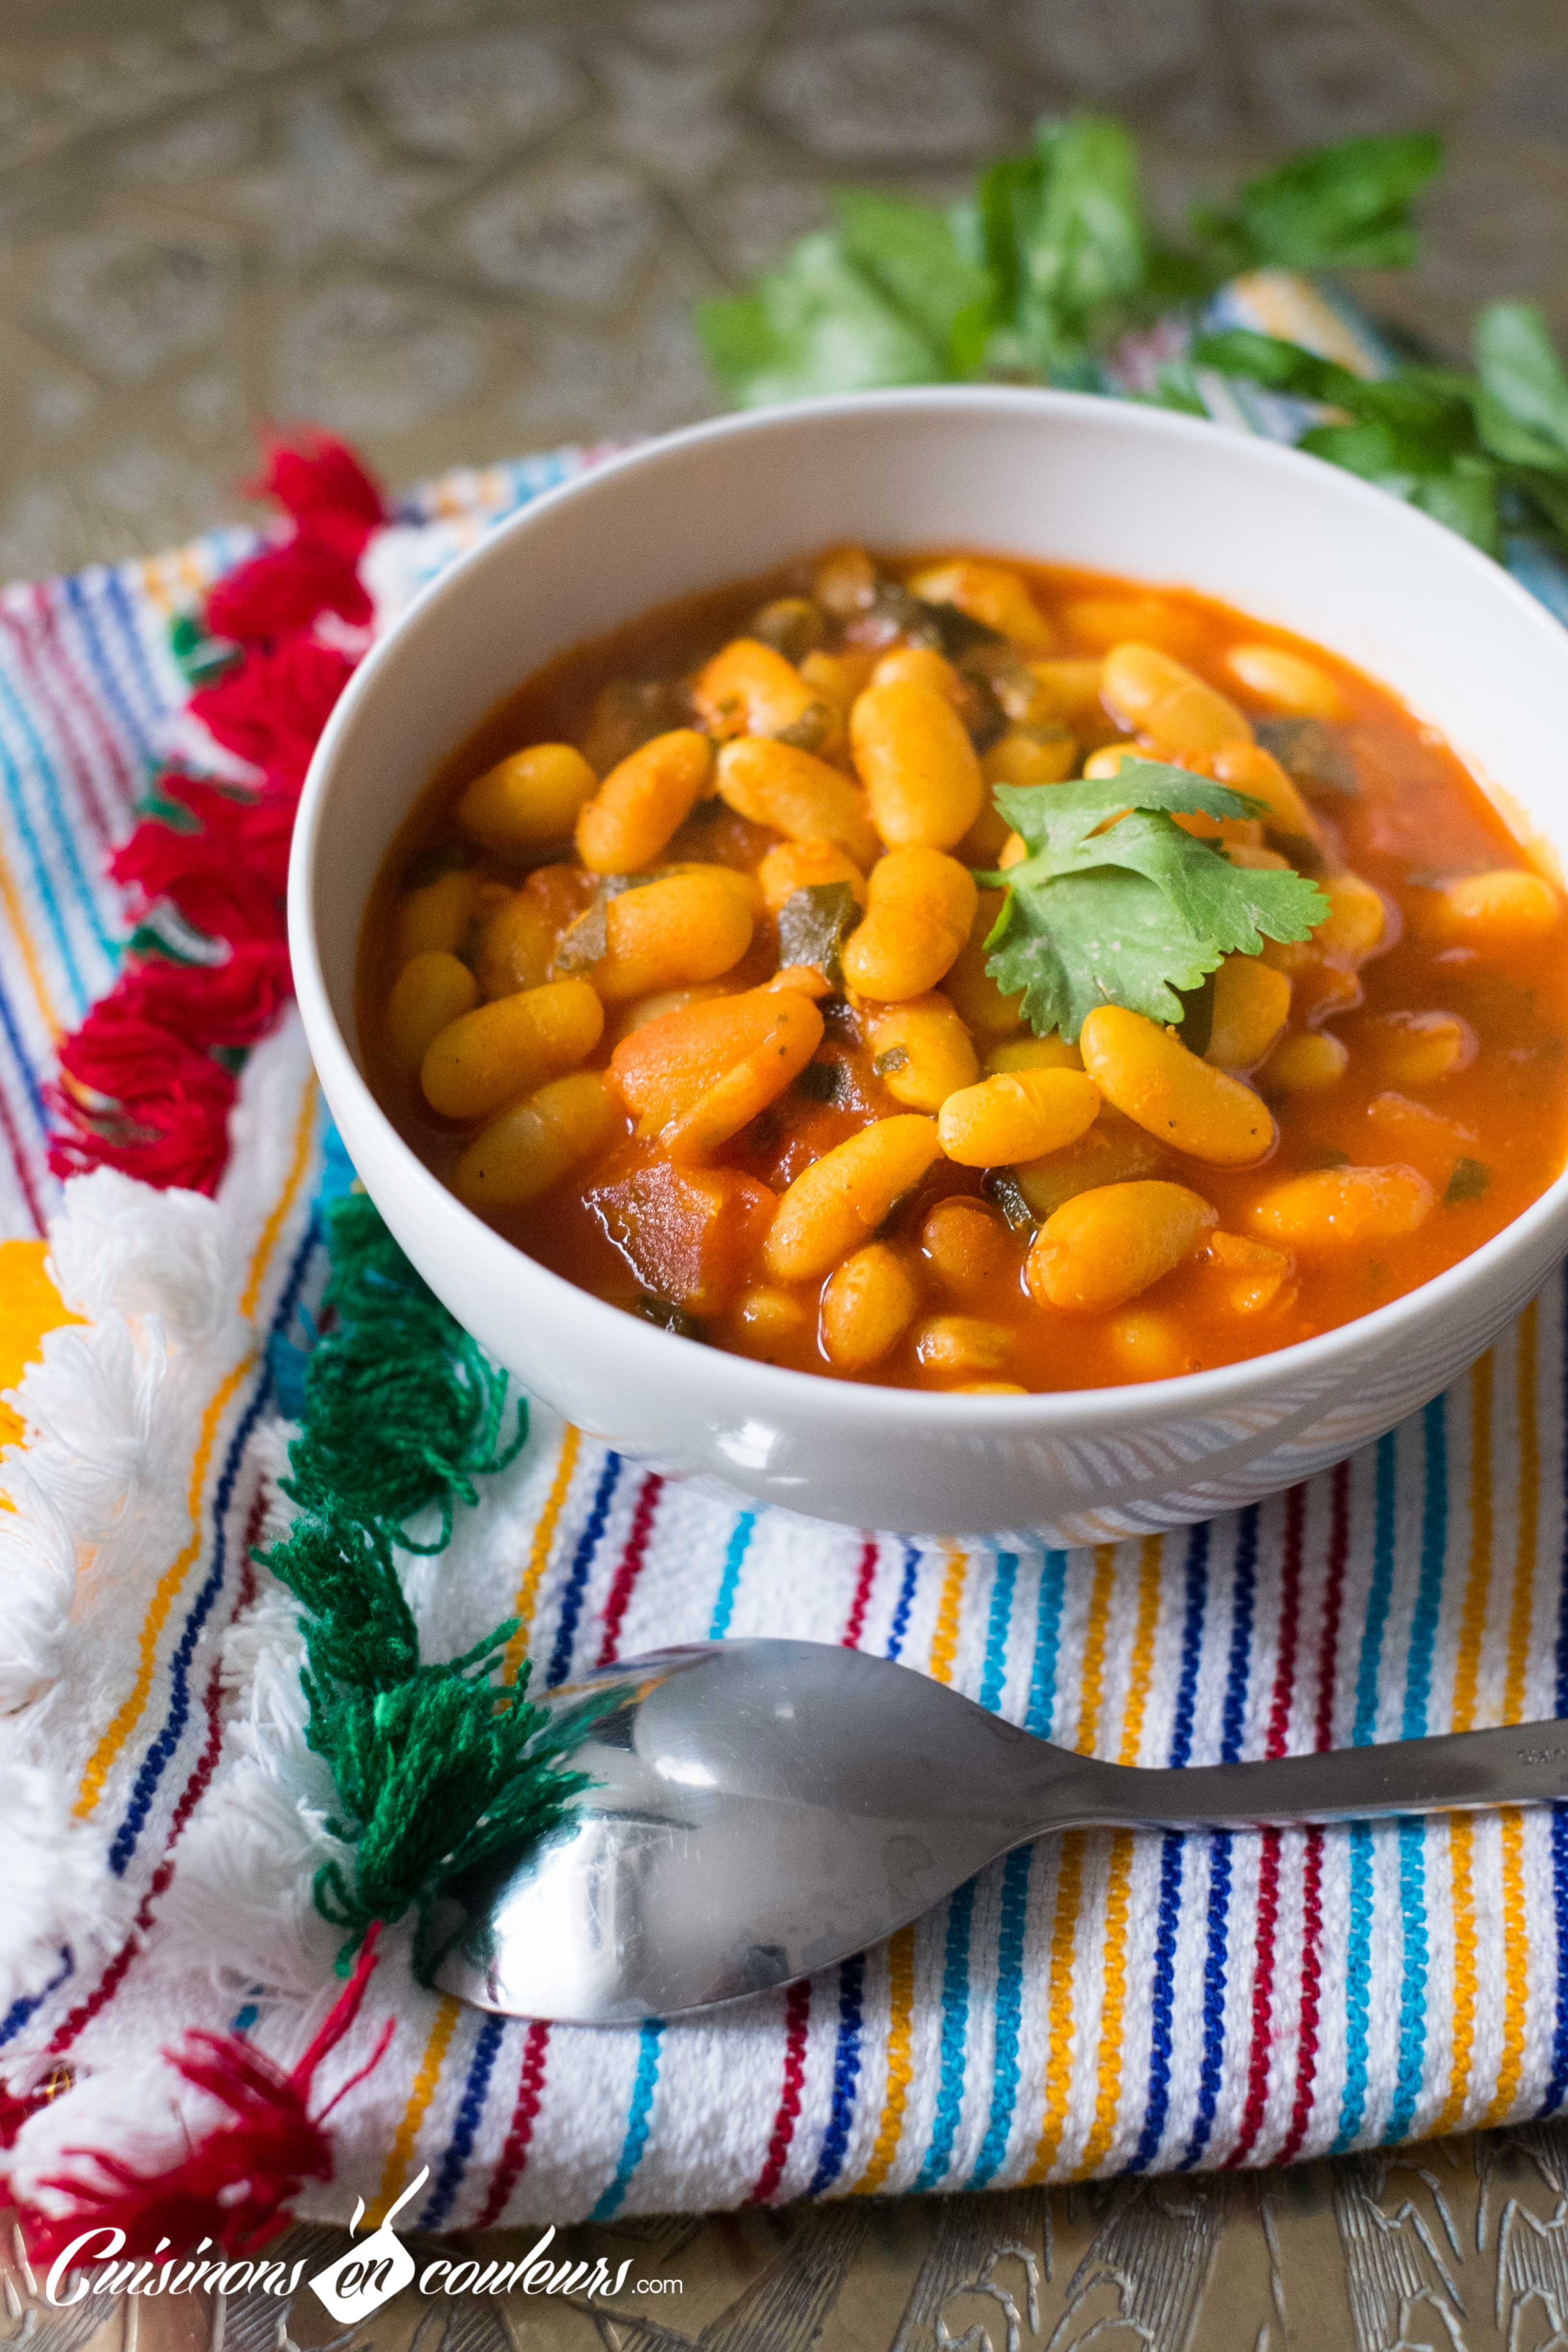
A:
357;548;1568;1392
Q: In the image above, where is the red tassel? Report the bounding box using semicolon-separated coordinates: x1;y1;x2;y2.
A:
206;538;372;643
118;860;287;959
118;770;295;869
16;1930;389;2263
47;428;377;1195
125;943;293;1051
251;431;386;562
190;638;354;792
0;2084;46;2149
112;779;291;950
49;1011;237;1195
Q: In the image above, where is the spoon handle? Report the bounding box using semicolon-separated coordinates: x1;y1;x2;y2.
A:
1070;1717;1568;1834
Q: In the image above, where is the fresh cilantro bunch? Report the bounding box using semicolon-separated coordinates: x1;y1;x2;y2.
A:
1190;305;1568;559
695;115;1568;573
978;764;1326;1042
697;119;1442;403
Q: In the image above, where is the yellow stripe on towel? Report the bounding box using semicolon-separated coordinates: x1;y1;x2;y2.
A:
1027;1543;1118;2181
929;1544;968;1686
0;1242;80;1457
849;1544;967;2193
0;833;61;1040
1434;1350;1495;2136
369;1995;463;2226
75;1073;318;1814
1486;1301;1539;2127
851;1924;917;2195
241;1076;318;1320
75;1351;254;1815
1076;1536;1165;2177
502;1422;581;1682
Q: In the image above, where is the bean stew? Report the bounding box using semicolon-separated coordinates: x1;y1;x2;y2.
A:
357;547;1568;1392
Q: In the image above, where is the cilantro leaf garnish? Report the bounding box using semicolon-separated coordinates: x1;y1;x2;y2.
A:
975;762;1327;1041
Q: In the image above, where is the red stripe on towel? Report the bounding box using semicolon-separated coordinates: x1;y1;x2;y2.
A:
1276;1457;1352;2163
597;1473;665;1666
1225;1482;1307;2167
749;1980;813;2202
37;1490;265;2066
472;2019;551;2232
842;1538;879;1648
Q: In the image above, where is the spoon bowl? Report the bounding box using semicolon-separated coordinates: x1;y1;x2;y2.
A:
433;1640;1568;2025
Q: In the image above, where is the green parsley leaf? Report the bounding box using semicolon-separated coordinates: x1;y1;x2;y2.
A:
967;115;1150;380
776;881;860;984
1407;455;1505;554
1019;115;1150;355
692;116;1568;579
1445;1155;1491;1203
1190;327;1352;404
834;190;990;367
1512;466;1568;538
976;761;1327;1041
1191;131;1442;274
1297;422;1502;553
699;120;1452;423
1256;716;1359;797
1190;334;1477;451
1475;301;1568;473
695;226;949;408
1194;330;1506;555
1147;359;1209;416
983;865;1213;1041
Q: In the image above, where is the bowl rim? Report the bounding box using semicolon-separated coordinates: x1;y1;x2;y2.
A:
289;382;1568;1434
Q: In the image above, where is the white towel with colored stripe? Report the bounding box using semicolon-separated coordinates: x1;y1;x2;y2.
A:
5;303;1568;2228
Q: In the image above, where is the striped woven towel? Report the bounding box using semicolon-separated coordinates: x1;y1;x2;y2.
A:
4;279;1568;2241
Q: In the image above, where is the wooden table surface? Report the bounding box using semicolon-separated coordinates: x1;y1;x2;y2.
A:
5;2;1568;2343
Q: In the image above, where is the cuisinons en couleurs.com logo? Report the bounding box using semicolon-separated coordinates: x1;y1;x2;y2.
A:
44;2168;652;2314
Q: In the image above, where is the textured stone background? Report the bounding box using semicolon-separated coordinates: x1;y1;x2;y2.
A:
6;2;1568;2344
2;0;1567;579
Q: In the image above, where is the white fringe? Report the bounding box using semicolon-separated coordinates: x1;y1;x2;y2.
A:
0;1015;564;2223
155;1574;351;2001
0;1020;323;2042
47;1166;230;1340
0;1757;133;2011
0;1469;78;1713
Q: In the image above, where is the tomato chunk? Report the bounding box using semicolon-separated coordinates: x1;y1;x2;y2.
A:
587;1156;777;1314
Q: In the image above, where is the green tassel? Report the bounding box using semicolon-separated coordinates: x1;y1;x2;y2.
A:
282;1193;525;1549
308;1637;600;1977
261;1188;587;1978
266;1497;420;1690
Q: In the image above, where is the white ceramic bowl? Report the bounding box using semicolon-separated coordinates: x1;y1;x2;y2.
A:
289;389;1568;1543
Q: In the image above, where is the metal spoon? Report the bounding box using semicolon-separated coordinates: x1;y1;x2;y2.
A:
433;1638;1568;2025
